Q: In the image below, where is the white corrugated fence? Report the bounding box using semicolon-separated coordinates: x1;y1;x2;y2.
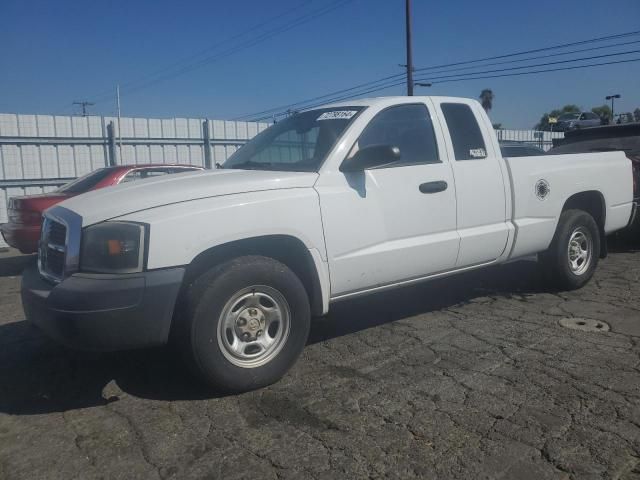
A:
0;113;271;247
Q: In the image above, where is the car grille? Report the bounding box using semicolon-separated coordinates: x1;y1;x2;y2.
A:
49;221;66;245
38;216;67;282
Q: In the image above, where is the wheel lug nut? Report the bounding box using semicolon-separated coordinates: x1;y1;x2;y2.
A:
249;308;257;316
237;318;246;326
257;330;263;337
241;332;251;341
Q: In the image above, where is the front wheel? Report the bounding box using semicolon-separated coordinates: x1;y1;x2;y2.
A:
539;209;600;290
180;255;311;392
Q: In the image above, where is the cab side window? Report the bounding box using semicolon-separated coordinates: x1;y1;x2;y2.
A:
441;103;487;161
356;104;440;166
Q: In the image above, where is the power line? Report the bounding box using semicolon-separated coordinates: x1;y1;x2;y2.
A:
84;1;316;102
248;78;407;120
54;0;326;113
413;29;640;73
418;48;640;82
90;0;354;105
245;49;637;120
240;30;640;120
250;57;640;121
233;72;407;120
118;1;314;95
420;56;640;85
414;39;640;76
247;45;640;120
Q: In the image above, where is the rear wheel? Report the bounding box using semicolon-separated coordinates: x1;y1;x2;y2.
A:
179;255;310;392
540;209;600;290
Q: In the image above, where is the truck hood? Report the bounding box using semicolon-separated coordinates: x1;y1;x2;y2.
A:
57;169;319;226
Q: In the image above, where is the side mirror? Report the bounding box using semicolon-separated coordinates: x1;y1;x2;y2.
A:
340;144;401;172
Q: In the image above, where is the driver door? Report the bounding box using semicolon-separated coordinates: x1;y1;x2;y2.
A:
316;102;459;297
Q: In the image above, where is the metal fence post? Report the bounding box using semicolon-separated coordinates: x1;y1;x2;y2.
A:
107;121;117;166
203;119;212;169
100;116;109;168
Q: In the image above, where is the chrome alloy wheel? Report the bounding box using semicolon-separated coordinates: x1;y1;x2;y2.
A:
567;227;593;276
217;286;291;368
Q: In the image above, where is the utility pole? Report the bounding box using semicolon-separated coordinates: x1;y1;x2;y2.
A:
73;100;95;116
405;0;414;96
605;94;620;123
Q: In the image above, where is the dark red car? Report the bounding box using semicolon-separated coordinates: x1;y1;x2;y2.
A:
1;164;203;253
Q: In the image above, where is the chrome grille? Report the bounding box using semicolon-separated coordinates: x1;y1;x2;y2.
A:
38;216;67;282
49;221;66;245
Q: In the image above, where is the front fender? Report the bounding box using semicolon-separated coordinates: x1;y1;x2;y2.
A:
116;188;327;269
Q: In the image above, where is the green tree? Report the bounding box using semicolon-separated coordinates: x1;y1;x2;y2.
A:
479;89;494;113
535;104;580;131
591;105;612;124
634;108;640;122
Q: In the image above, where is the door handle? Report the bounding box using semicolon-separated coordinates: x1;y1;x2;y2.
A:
419;181;448;194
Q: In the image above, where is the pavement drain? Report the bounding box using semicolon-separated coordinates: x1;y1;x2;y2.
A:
558;317;610;333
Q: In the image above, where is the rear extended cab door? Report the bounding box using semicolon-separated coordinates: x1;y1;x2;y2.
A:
431;98;512;266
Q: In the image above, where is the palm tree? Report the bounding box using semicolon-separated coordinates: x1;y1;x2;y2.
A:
479;89;494;113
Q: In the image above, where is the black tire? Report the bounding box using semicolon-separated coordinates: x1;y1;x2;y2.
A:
178;255;310;392
539;209;600;290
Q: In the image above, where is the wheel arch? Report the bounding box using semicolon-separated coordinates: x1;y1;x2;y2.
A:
561;190;607;258
180;235;327;317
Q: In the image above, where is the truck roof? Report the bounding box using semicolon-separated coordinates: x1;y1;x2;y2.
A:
322;95;475;109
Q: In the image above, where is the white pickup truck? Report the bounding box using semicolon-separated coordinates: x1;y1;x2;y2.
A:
22;96;634;391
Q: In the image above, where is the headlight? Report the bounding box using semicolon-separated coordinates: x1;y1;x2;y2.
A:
80;222;146;274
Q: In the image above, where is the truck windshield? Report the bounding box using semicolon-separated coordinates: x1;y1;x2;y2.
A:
223;107;365;172
558;113;580;121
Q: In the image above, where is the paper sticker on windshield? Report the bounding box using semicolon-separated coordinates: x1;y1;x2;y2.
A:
470;148;486;158
317;110;358;121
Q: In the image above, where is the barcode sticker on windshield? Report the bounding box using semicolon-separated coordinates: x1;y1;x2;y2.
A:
470;148;486;158
317;110;358;121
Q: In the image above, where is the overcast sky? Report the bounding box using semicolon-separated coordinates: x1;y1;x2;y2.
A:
1;0;639;129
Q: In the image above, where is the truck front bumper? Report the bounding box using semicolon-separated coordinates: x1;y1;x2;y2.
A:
21;263;185;351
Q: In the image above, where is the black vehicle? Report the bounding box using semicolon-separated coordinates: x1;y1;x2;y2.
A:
549;124;640;229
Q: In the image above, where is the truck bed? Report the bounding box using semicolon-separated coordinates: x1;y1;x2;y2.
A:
504;151;633;259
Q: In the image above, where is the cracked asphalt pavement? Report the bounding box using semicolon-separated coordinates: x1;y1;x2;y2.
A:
0;239;639;480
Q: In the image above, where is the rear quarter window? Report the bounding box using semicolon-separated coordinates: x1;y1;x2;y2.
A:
441;103;487;161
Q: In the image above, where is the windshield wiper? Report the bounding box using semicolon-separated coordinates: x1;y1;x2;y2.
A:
226;160;316;172
227;160;275;170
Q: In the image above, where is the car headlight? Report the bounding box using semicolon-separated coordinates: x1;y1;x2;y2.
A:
80;222;146;274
